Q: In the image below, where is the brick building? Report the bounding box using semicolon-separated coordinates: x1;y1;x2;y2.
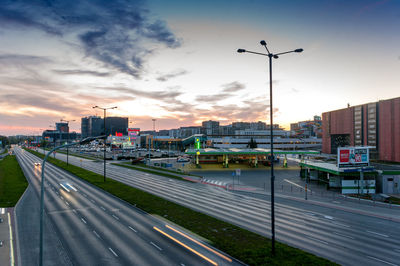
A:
322;97;400;163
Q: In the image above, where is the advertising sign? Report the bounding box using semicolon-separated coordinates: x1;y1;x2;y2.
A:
127;128;140;140
337;147;369;168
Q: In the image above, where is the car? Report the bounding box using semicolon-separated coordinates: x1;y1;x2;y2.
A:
59;180;77;193
177;157;190;162
34;162;41;167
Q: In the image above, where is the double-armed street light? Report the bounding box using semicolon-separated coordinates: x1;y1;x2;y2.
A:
60;119;76;166
237;40;303;255
92;105;117;182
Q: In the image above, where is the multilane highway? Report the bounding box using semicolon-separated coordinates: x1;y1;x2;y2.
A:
15;147;238;266
44;148;400;266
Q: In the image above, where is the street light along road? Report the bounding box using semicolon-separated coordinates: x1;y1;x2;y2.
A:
237;40;303;255
92;105;117;182
60;118;76;166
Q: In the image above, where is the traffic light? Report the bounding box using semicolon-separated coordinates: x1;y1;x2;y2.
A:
195;138;201;150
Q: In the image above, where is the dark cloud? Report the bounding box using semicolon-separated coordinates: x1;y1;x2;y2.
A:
0;53;52;65
195;93;234;103
0;0;181;78
96;86;183;101
156;69;188;82
52;69;112;77
0;92;82;114
221;81;246;93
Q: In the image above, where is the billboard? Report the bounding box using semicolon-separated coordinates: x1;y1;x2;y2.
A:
127;128;140;140
337;147;369;168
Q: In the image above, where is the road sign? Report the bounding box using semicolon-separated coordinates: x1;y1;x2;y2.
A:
235;169;241;176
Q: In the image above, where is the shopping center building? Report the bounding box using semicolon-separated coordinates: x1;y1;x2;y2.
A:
322;97;400;163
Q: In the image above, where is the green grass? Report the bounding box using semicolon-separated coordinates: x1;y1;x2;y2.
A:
126;162;202;177
113;162;195;182
0;155;28;207
25;148;335;265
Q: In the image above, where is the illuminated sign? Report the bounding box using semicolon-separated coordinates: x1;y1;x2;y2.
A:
127;128;140;140
337;147;369;168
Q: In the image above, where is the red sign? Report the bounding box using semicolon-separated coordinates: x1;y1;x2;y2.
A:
339;149;350;163
115;132;123;137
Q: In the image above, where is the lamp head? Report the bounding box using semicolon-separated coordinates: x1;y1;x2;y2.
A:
237;49;246;53
92;105;98;108
273;55;279;59
294;48;303;53
260;40;267;46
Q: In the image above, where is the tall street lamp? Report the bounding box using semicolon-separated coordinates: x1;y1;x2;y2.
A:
39;135;105;266
237;40;303;255
152;118;156;150
92;105;117;182
60;119;76;166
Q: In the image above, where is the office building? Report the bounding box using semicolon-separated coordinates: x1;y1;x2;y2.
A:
322;97;400;162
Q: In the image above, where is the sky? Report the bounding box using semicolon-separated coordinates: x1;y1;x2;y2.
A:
0;0;399;135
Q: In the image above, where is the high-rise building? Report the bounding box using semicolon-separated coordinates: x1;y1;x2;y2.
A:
56;122;69;133
322;97;400;162
105;117;128;136
202;120;219;136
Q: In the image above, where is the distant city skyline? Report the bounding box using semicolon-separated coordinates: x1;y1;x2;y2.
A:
1;0;399;135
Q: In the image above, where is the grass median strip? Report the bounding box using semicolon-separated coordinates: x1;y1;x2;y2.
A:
26;148;335;265
112;163;192;182
0;155;28;207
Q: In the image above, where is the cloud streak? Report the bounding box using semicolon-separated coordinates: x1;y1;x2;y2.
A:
156;69;188;82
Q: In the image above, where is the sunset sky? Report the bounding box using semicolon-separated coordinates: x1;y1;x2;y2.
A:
0;0;399;135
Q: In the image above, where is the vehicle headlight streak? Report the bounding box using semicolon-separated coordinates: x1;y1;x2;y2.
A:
153;226;219;266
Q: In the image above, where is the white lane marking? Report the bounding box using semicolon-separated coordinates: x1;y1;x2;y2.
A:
180;264;186;266
306;236;329;245
332;231;355;239
109;247;118;257
65;201;69;206
60;196;64;200
81;218;87;224
324;215;334;220
112;214;119;220
284;179;311;191
72;209;77;214
332;201;341;204
331;222;350;228
366;230;389;238
93;230;100;238
394;249;400;253
8;213;15;266
367;256;397;266
90;199;95;203
100;206;106;211
82;193;87;197
150;242;162;251
128;226;137;233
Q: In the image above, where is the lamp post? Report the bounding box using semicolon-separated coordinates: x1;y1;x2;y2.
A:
60;119;75;166
39;136;105;266
237;41;303;255
92;106;117;182
152;118;156;150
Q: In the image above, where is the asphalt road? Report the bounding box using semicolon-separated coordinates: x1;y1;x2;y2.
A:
40;148;400;266
15;147;238;266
